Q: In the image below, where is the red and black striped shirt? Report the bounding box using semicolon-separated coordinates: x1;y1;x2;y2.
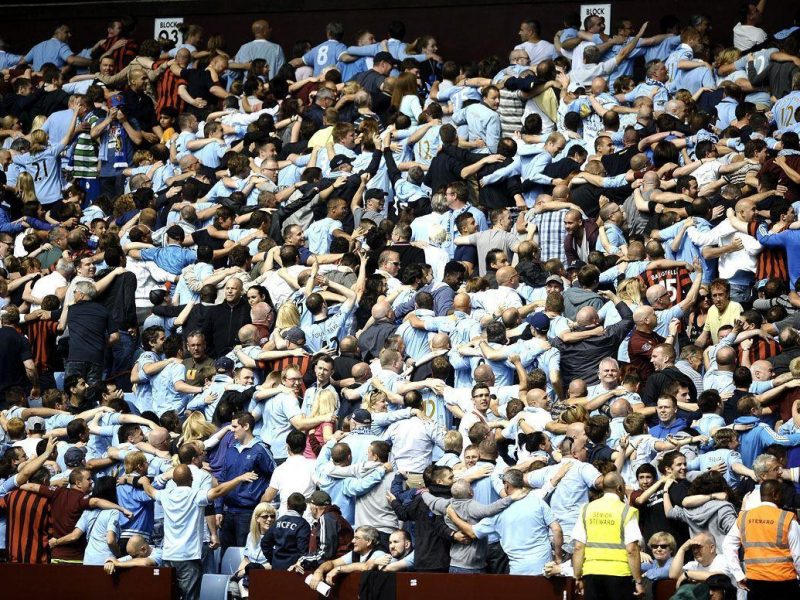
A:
748;221;788;283
26;319;60;374
154;58;186;117
100;37;139;74
639;266;693;305
0;487;51;564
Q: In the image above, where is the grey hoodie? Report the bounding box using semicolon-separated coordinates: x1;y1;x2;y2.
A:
667;500;737;550
421;491;514;570
562;286;604;320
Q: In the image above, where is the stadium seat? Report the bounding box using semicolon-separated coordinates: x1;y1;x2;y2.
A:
199;574;230;600
220;546;245;575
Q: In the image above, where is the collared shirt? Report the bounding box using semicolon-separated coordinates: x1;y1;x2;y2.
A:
301;382;340;416
451;102;501;153
261;392;302;460
151;362;191;418
383;417;446;473
25;38;73;70
527;458;601;536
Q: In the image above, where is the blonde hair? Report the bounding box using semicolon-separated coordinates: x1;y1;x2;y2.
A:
560;404;588;424
364;390;388;413
124;451;148;474
249;502;276;542
29;128;49;154
648;531;677;554
275;303;300;329
444;430;463;453
617;278;643;305
16;172;37;203
311;389;338;418
180;412;217;444
715;47;741;69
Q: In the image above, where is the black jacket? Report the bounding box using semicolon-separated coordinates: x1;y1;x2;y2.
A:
203;299;252;358
389;481;453;572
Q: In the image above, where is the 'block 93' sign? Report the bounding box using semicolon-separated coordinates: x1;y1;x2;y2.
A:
580;4;612;35
154;18;184;46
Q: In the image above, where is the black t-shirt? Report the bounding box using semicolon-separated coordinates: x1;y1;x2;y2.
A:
191;228;227;268
667;479;691;547
354;70;386;94
544;157;582;180
631;488;672;550
0;326;33;392
571;184;605;219
66;301;116;365
181;68;218;106
602;146;638;176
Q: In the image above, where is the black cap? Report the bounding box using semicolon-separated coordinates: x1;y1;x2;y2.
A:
374;51;397;65
330;154;355;170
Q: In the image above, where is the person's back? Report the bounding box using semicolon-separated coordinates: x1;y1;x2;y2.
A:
474;491;555;574
261;493;311;569
0;487;51;563
158;485;209;561
78;508;121;565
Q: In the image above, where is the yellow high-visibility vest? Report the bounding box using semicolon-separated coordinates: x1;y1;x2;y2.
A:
581;494;638;577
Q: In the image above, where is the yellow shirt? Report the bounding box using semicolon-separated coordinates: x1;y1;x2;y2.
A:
703;301;743;343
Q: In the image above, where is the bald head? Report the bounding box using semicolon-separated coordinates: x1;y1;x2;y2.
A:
633;305;655;326
148;427;169;450
450;480;473;499
610;398;633;418
552;185;570;201
642;171;660;188
716;346;737;368
576;307;600;327
352;362;371;381
340;335;357;353
496;266;518;287
453;293;471;313
602;472;625;493
473;364;494;385
430;332;451;350
173;464;193;487
372;299;392;320
238;324;259;345
252;20;271;38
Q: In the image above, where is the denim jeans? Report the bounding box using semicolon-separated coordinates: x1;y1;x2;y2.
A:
109;330;137;392
220;509;253;553
729;283;754;305
64;360;104;385
165;559;202;600
449;566;482;574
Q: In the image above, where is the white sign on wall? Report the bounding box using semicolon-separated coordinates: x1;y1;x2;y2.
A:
154;17;184;47
580;4;612;35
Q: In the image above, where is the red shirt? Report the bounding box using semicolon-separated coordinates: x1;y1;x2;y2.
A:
39;486;92;560
628;329;665;383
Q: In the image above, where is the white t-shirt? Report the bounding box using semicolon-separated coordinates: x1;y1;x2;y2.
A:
733;23;767;51
269;454;317;516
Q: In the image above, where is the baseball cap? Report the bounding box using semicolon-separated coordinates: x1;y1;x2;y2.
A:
365;189;388;200
215;357;235;372
567;81;584;94
281;326;306;346
351;408;373;426
545;274;564;287
530;312;551;334
565;260;586;271
309;490;332;506
26;416;46;433
330;154;354;170
64;446;87;468
374;51;397;65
